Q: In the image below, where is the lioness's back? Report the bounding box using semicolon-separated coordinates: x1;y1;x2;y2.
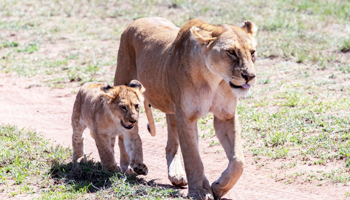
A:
115;17;179;111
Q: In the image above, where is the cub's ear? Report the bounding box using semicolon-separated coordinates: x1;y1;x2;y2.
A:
129;80;145;93
241;21;258;37
101;83;117;102
190;26;216;45
102;84;112;93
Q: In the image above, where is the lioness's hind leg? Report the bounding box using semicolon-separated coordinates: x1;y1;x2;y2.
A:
114;29;137;87
166;114;187;187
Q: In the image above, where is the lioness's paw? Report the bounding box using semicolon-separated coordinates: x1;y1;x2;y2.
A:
132;163;148;175
168;174;187;187
188;188;214;200
211;181;226;200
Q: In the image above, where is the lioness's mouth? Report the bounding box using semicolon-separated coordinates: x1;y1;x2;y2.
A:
121;121;134;129
229;81;251;89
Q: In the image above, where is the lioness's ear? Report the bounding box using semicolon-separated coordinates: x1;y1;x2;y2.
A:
129;80;145;93
190;26;216;45
241;21;257;37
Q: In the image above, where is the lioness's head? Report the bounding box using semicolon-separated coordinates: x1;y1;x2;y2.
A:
191;21;257;97
102;80;145;130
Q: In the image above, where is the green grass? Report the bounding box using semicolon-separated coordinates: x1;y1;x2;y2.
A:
0;0;349;192
0;125;182;199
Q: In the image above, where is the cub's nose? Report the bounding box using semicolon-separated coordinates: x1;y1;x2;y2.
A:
242;73;256;82
129;119;137;124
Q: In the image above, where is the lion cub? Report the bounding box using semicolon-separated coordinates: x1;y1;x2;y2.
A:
71;80;148;175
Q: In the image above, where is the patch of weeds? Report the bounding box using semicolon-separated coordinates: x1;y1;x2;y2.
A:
258;78;271;84
337;65;350;73
0;40;19;48
0;125;70;197
345;191;350;198
313;159;326;165
329;73;336;79
321;168;350;184
209;140;220;147
264;131;289;147
198;113;213;131
199;127;215;139
17;43;40;54
340;38;350;53
277;162;297;170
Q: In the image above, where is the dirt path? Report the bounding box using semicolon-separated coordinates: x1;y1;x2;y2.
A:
0;73;347;200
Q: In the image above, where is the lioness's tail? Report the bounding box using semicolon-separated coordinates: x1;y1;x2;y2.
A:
144;98;156;136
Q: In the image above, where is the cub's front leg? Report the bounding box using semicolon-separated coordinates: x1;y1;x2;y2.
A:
121;131;148;175
93;132;119;172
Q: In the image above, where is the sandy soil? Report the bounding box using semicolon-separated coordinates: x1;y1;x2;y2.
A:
0;73;348;200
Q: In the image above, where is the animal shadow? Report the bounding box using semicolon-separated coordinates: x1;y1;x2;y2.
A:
49;160;183;198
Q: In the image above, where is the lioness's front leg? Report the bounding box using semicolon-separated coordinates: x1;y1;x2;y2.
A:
211;114;244;199
175;111;213;200
123;130;148;175
166;114;187;187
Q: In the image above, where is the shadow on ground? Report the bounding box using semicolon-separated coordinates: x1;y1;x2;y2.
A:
49;160;184;198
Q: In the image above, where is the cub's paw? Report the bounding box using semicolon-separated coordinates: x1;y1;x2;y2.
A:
73;155;87;164
131;163;148;175
102;164;120;172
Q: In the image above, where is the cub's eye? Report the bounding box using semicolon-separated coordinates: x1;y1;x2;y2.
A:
135;104;139;109
227;50;237;57
251;50;255;56
119;105;127;111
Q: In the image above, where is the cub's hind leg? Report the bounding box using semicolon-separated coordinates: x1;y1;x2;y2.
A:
166;114;187;187
72;92;87;163
72;118;87;163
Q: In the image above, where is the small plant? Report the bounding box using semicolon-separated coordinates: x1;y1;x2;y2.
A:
17;43;40;54
0;40;18;48
340;38;350;53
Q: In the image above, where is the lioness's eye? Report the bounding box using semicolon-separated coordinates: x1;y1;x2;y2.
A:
119;105;127;111
135;104;139;109
251;50;255;56
227;50;237;57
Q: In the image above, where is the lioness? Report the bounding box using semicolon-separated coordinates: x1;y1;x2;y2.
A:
114;17;257;199
71;80;148;175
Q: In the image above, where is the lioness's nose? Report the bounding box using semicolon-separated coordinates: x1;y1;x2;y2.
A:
129;119;137;124
242;73;255;82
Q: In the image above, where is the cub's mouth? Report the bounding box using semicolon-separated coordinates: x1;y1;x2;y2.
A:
229;81;251;89
121;121;134;129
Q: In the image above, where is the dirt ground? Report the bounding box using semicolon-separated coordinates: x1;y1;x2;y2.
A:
0;73;348;200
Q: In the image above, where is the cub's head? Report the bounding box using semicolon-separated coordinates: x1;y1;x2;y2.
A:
191;21;257;97
102;80;145;130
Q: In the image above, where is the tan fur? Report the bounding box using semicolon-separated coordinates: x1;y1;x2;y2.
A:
114;17;257;199
71;80;148;175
